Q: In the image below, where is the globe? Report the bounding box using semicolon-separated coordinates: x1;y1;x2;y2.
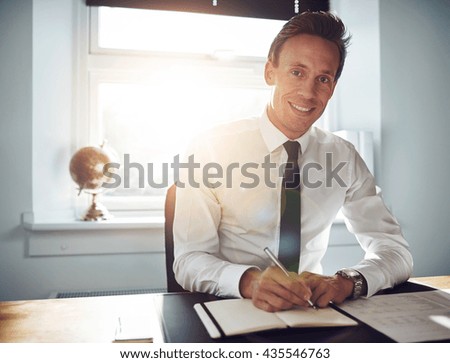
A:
69;145;115;194
69;143;117;221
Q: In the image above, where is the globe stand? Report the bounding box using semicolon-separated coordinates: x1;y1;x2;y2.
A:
83;193;112;221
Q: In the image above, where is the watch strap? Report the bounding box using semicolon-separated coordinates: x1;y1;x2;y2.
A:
336;268;367;300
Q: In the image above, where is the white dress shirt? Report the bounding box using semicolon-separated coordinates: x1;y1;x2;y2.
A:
173;111;413;298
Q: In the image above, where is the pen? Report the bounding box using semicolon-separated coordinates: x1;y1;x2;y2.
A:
264;247;317;310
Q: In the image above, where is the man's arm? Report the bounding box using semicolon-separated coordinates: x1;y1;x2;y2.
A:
299;148;412;306
339;149;413;297
173;179;252;297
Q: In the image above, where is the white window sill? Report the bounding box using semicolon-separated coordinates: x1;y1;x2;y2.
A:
22;211;164;231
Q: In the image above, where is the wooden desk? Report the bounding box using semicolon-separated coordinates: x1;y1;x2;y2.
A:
409;275;450;290
0;294;164;343
0;276;448;343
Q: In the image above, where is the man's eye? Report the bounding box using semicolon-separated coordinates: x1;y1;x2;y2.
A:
291;70;302;77
318;76;331;83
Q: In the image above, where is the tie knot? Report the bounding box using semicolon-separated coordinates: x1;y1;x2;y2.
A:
283;141;300;162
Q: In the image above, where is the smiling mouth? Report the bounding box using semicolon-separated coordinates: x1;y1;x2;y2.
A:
290;102;313;113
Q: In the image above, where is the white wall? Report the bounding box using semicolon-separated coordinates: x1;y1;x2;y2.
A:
379;0;450;277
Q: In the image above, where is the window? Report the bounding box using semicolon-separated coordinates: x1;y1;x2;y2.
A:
86;6;332;211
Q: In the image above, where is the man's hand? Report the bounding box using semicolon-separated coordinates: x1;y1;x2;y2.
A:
239;267;313;312
299;271;354;308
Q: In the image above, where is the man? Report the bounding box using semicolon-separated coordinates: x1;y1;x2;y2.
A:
173;12;413;312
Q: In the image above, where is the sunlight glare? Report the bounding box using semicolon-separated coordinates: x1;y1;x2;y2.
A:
98;7;284;58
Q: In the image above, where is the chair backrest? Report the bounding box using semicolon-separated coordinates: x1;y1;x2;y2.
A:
164;184;187;293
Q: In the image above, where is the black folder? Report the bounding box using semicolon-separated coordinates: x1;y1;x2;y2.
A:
153;282;436;343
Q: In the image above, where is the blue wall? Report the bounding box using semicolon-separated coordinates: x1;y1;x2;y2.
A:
379;0;450;276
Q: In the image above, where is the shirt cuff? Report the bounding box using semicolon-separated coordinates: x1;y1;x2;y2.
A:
218;264;261;298
350;265;384;298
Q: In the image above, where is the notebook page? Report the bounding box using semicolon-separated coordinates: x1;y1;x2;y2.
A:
276;306;358;327
203;299;287;336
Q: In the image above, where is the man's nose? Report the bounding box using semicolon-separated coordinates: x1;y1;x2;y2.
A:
297;79;316;99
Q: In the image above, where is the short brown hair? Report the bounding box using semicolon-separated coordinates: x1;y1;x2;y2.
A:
268;12;351;81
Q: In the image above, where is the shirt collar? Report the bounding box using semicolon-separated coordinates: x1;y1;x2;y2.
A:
259;109;311;154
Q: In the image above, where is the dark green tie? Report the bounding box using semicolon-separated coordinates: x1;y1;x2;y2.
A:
279;141;301;272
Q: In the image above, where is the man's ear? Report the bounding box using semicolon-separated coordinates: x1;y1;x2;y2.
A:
264;60;275;86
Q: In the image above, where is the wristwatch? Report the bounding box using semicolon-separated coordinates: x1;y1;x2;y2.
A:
336;268;367;300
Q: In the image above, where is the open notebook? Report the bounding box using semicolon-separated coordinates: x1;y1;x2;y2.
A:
194;298;357;339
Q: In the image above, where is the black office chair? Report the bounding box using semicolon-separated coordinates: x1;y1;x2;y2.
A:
164;184;188;293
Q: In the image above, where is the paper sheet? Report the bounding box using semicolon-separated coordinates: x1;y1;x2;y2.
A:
113;314;154;343
339;290;450;342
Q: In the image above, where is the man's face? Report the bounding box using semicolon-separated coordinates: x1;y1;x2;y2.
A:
265;34;340;139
